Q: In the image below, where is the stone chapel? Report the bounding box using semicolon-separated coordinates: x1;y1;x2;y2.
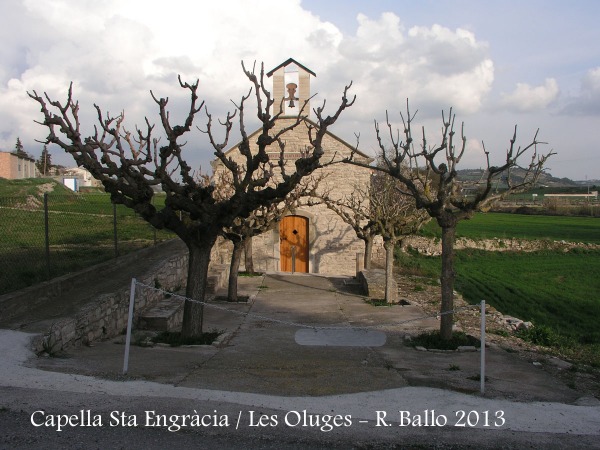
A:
213;58;377;276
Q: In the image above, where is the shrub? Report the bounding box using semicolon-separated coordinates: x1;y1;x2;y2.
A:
515;325;562;347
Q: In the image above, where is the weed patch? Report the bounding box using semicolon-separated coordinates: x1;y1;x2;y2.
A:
467;374;489;382
238;271;263;277
364;298;409;307
151;330;222;347
516;325;562;347
410;331;480;350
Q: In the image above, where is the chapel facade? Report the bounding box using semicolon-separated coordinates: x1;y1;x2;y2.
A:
213;59;377;276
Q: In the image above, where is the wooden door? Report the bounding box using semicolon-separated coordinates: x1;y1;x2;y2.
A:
279;215;309;273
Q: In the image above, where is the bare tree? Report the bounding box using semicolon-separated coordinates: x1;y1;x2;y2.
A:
317;170;427;302
346;104;553;339
243;237;255;275
369;171;429;303
318;181;379;270
29;62;354;337
217;173;323;302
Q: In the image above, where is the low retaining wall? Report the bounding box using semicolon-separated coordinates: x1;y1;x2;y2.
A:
357;269;398;302
9;238;230;354
33;247;189;354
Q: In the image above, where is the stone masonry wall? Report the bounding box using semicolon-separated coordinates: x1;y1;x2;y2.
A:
29;240;227;353
33;249;190;353
213;118;382;276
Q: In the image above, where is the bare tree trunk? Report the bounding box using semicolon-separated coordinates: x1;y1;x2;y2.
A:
228;239;244;302
364;236;374;270
440;224;456;341
243;236;254;274
384;239;394;304
182;241;213;338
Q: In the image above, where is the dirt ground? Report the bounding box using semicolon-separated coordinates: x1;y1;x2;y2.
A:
393;273;600;402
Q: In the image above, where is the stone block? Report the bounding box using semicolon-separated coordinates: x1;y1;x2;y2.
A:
357;269;398;302
138;298;184;332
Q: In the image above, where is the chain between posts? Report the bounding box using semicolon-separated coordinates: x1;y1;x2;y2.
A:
134;281;480;331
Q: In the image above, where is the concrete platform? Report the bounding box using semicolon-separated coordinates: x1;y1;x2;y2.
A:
29;272;588;404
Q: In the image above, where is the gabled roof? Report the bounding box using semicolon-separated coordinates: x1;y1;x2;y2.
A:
219;116;373;163
266;58;316;78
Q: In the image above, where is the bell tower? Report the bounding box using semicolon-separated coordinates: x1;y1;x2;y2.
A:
267;58;316;117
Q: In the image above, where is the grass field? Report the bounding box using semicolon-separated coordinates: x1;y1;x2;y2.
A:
397;248;600;342
421;212;600;243
399;212;600;365
0;178;173;294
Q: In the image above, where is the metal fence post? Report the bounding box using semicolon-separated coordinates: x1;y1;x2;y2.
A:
480;300;486;395
123;278;137;375
113;202;118;258
44;193;50;280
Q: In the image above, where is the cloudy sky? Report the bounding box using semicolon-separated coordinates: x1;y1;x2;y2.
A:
2;0;599;180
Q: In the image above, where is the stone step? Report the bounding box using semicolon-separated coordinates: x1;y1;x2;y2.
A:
139;263;229;332
207;264;230;293
138;297;183;332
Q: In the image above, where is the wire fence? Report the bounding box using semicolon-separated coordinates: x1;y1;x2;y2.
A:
134;280;480;331
0;193;174;295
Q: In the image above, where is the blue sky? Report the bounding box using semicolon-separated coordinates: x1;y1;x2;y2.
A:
1;0;599;180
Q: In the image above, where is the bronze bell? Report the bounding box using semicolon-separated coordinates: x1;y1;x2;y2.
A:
286;82;298;108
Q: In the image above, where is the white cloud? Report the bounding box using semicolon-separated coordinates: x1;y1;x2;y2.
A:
500;78;559;112
0;2;494;172
562;67;600;115
582;67;600;93
333;16;494;123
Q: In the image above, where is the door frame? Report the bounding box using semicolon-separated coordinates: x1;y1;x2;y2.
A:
276;211;315;273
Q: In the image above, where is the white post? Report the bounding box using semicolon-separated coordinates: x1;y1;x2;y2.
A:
356;252;363;277
123;278;136;375
480;300;486;395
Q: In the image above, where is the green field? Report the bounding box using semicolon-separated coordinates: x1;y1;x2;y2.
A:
421;212;600;243
0;178;173;294
398;248;600;342
399;212;600;364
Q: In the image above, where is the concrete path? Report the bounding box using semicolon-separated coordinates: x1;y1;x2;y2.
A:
1;273;599;448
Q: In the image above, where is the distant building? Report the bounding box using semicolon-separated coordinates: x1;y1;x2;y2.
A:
0;151;39;179
544;192;598;200
61;167;102;191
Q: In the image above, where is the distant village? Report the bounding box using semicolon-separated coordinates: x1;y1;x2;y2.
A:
0;138;100;191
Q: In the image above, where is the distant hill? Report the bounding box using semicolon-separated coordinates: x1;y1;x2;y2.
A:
456;168;579;188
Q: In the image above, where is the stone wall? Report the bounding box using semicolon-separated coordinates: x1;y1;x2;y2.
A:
33;248;190;353
25;239;230;354
402;235;600;256
357;269;398;302
213;118;383;276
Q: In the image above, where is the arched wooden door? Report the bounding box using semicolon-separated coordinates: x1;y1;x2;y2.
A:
279;215;309;273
